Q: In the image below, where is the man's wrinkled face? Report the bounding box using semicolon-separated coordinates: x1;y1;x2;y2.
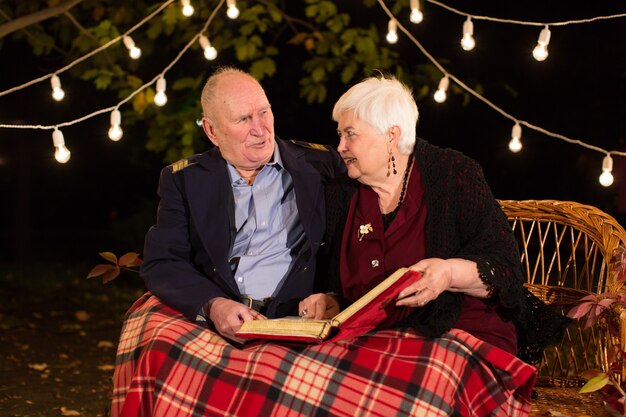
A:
203;73;275;172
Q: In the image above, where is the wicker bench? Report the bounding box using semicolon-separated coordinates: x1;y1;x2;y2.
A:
499;199;626;417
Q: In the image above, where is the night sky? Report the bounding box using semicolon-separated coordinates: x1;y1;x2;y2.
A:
0;1;625;264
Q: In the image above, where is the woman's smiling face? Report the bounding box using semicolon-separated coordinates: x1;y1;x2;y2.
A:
336;111;389;185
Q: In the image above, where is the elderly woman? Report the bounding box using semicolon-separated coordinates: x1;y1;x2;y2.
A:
299;75;570;412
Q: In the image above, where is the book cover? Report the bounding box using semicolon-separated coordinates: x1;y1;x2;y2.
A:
235;267;419;342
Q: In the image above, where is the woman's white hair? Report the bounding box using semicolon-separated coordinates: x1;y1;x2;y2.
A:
332;75;419;155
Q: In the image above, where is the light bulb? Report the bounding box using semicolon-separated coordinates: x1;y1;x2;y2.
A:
51;74;65;101
108;109;123;141
599;154;614;187
508;137;522;153
509;123;522;152
460;17;475;51
532;26;551;61
52;129;71;163
433;75;449;103
386;19;398;44
123;35;142;59
409;0;423;24
181;0;194;16
226;0;239;19
154;76;168;106
199;35;218;60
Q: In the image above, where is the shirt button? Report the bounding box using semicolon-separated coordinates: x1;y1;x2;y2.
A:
261;221;266;226
237;276;244;283
371;259;380;268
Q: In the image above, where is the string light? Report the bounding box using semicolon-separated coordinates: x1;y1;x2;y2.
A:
599;154;614;187
52;128;71;163
1;0;625;185
374;0;626;181
199;35;218;60
460;17;475;51
226;0;239;19
386;19;399;44
409;0;423;24
433;75;449;103
532;25;551;61
181;0;195;17
108;109;123;141
154;76;168;106
50;74;65;101
123;35;142;59
509;123;522;153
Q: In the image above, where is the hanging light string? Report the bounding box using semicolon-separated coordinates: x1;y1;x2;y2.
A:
377;0;626;160
0;0;176;98
0;0;225;132
426;0;626;27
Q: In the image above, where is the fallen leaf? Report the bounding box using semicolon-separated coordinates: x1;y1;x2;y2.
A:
546;411;571;417
28;363;48;371
75;310;90;322
97;340;115;348
97;364;115;371
60;406;81;416
32;312;44;319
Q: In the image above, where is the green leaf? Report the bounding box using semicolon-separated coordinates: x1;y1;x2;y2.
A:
267;4;283;22
172;77;199;91
579;373;610;393
250;57;277;80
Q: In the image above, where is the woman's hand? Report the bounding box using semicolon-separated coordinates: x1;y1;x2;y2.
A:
395;258;487;308
298;293;341;319
396;258;453;308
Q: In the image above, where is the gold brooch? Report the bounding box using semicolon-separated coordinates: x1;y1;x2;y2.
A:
357;223;373;241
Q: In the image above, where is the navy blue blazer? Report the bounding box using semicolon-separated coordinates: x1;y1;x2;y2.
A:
141;138;344;320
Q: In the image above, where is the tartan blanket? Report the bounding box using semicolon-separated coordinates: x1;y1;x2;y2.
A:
111;293;537;417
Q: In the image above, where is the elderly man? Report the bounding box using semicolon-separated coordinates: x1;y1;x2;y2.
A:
140;67;344;342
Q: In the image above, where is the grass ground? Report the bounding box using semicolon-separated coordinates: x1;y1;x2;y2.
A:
0;262;144;417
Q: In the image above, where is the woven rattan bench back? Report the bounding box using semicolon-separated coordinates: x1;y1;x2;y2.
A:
499;199;626;386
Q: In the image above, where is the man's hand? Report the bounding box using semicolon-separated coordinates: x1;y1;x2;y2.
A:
206;297;266;343
298;293;340;320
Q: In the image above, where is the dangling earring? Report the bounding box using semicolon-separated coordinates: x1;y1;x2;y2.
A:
387;150;397;177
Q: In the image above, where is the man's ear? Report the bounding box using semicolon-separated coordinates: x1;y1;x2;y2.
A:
202;117;219;147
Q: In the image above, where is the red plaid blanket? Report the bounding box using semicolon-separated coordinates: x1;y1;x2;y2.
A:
112;293;536;417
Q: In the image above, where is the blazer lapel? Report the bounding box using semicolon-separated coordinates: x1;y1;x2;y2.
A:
278;140;324;246
184;150;239;294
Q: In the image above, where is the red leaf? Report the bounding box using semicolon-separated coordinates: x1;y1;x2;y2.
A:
599;298;617;308
99;251;118;264
118;252;142;267
585;308;601;329
87;264;117;279
566;301;594;319
102;266;121;284
579;294;599;302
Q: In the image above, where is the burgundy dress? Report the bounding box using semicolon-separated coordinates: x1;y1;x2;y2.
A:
339;161;517;355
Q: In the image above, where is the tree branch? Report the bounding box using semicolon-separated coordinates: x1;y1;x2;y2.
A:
0;0;83;39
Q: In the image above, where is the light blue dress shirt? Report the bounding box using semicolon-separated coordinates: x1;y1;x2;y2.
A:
226;145;305;299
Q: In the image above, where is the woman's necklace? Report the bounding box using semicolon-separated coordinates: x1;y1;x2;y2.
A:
382;155;413;229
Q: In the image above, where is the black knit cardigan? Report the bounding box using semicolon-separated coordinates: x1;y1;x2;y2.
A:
320;138;571;363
